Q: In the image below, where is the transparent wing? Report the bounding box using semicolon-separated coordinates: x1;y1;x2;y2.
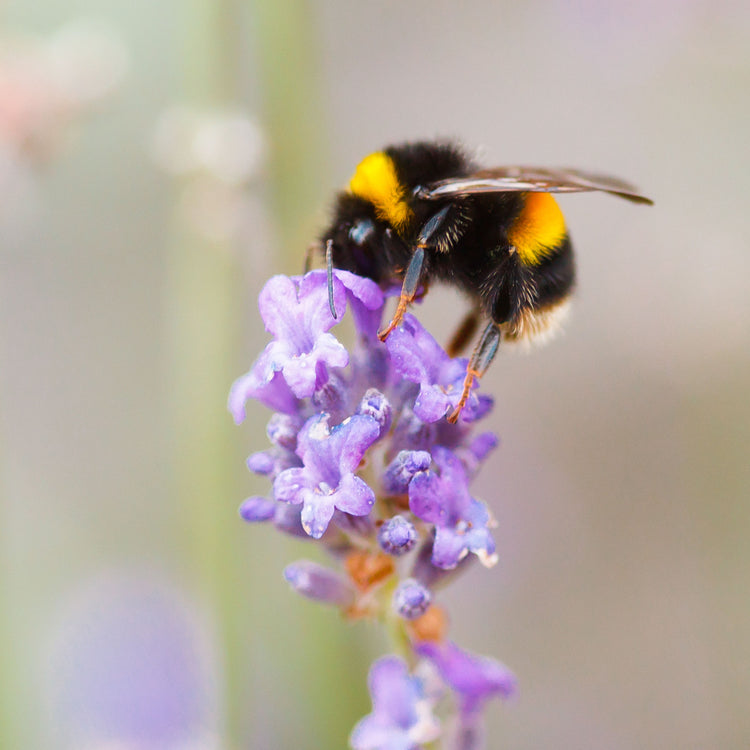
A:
419;166;653;205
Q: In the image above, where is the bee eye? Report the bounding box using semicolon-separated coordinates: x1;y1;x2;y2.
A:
349;219;375;245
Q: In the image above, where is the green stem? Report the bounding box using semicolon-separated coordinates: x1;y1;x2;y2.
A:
248;0;327;262
382;579;415;665
170;1;245;746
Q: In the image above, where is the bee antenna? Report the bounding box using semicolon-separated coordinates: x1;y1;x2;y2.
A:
326;239;338;319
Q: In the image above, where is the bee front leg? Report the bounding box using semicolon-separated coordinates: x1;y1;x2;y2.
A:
378;245;425;341
324;239;339;319
447;321;502;424
378;205;453;341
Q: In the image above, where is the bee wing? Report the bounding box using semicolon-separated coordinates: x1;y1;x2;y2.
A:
419;166;653;205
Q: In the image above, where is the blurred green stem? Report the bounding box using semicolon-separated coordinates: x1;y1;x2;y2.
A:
173;1;366;746
170;0;244;746
250;0;327;263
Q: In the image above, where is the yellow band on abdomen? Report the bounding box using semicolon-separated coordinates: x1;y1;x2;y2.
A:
507;192;566;265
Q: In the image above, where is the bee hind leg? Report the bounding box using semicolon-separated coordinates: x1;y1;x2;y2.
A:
446;307;481;357
447;321;501;424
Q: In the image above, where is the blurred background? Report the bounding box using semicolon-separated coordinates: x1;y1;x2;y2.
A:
1;1;749;748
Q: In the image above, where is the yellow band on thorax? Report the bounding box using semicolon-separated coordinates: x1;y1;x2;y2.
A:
348;151;413;232
507;192;566;265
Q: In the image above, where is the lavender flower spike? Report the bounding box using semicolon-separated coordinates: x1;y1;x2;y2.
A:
350;656;441;750
273;413;380;539
231;268;511;747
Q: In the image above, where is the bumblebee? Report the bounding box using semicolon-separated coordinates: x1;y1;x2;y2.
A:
316;141;652;422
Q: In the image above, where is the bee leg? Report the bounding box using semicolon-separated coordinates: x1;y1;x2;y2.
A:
416;204;452;249
377;207;453;340
447;322;501;424
446;307;481;357
378;245;425;341
325;239;338;319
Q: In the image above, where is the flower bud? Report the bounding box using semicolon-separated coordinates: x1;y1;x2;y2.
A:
393;578;432;620
378;515;418;556
284;561;354;607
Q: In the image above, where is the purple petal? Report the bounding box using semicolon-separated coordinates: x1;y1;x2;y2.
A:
228;353;299;419
334;269;385;339
350;716;407;750
330;415;381;475
352;657;441;748
467;432;499;463
408;470;444;526
368;657;420;729
431;501;497;570
273;467;309;505
458;393;494;423
411;536;475;588
284;560;354;606
295;414;338;484
384;320;436;384
416;641;516;717
246;447;300;478
299;495;336;539
279;351;321;398
246;451;274;476
329;473;375;516
273;332;346;398
312;332;350;370
228;371;254;424
431;527;473;569
258;275;302;340
413;384;451;423
297;270;346;335
334;269;384;311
